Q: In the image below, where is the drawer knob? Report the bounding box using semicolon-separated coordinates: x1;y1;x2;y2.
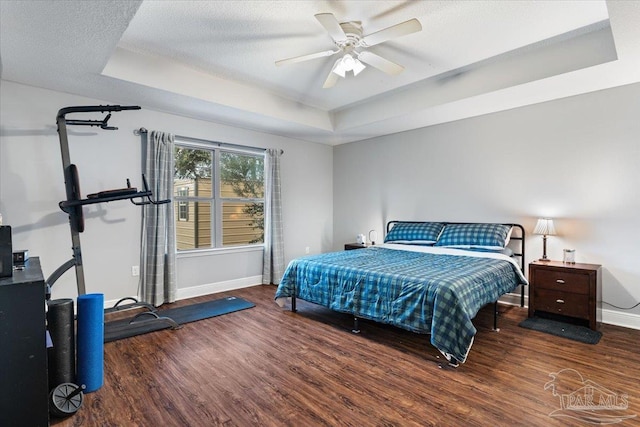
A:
556;299;565;304
556;279;566;284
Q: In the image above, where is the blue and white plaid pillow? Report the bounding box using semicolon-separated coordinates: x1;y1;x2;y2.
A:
435;223;512;250
384;222;445;245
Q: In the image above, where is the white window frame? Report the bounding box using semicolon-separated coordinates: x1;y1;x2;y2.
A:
173;136;265;252
177;187;189;221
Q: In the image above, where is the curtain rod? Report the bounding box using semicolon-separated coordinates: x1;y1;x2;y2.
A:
133;127;283;154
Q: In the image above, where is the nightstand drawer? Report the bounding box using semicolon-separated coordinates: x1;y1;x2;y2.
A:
534;288;589;319
533;269;590;294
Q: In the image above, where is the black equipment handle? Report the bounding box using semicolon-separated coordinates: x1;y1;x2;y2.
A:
57;105;141;131
59;174;170;209
57;105;141;119
130;174;171;206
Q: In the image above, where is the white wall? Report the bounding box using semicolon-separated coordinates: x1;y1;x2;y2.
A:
0;80;333;304
333;83;640;328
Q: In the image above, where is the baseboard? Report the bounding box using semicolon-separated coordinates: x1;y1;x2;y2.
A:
499;291;527;308
175;275;263;300
601;308;640;330
104;275;263;309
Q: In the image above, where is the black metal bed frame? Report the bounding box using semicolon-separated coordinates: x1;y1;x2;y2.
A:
290;221;527;336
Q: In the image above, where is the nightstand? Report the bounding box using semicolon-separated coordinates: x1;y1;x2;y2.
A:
528;260;602;331
344;243;374;250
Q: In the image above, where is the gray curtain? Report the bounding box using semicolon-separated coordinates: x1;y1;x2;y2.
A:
262;148;285;284
139;130;177;306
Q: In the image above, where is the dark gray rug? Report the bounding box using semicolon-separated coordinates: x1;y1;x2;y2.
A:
519;317;601;344
104;296;255;342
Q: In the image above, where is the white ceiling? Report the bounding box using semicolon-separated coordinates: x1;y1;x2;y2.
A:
1;1;639;145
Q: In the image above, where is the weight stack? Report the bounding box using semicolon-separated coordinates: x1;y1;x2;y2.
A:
47;298;76;390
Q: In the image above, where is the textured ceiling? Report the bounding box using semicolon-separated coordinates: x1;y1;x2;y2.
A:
1;1;639;145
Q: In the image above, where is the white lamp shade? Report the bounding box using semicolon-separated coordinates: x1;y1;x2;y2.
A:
352;58;366;75
534;218;556;236
331;59;347;77
332;54;366;77
342;54;355;69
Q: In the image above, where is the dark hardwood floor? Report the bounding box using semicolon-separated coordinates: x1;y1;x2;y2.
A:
52;285;640;426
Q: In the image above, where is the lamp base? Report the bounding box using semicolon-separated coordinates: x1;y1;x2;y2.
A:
538;258;551;262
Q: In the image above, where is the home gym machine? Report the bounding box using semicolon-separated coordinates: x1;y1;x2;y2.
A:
45;106;179;415
50;106;152;291
46;105;178;329
48;104;179;318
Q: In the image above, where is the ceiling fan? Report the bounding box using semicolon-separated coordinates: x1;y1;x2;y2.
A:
275;13;422;88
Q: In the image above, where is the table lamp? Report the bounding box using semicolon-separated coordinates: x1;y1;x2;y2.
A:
533;218;556;261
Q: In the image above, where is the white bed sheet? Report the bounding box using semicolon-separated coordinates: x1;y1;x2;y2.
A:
379;243;528;284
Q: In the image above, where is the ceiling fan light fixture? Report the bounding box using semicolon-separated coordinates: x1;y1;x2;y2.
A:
352;58;366;76
332;54;366;78
331;59;347;78
342;54;355;69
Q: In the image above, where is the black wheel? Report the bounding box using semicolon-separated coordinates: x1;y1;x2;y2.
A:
49;382;85;417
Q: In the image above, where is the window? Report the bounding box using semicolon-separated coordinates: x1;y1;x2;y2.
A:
173;140;265;251
177;187;189;221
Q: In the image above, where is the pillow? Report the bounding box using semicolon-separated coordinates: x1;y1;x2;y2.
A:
384;222;445;245
435;223;513;250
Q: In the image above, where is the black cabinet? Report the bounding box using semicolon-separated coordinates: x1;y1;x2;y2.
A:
0;257;49;426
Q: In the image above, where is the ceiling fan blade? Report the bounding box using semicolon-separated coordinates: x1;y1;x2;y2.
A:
361;18;422;47
315;13;348;42
323;68;340;89
275;49;339;67
357;51;404;75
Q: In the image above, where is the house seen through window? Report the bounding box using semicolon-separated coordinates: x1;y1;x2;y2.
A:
173;140;265;251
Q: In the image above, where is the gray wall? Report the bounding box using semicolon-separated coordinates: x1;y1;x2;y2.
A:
334;83;640;328
0;80;333;304
3;78;639;328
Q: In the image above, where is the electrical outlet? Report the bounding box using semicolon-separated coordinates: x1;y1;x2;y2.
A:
305;247;310;254
131;265;140;276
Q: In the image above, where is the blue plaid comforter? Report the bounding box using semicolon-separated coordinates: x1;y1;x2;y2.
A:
275;246;527;364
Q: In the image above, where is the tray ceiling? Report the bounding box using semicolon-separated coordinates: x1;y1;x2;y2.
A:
1;1;639;145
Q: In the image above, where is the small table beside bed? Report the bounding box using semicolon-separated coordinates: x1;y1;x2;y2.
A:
275;221;528;366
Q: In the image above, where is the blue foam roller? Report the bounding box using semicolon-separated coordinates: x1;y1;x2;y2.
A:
76;293;104;393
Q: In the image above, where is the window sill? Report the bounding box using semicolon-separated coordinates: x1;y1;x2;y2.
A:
177;244;264;259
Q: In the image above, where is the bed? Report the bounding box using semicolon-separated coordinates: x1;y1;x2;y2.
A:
274;221;528;365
